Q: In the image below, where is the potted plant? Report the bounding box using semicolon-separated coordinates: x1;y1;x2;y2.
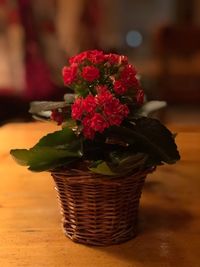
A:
10;50;180;246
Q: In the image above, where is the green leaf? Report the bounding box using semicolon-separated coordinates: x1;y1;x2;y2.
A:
74;84;89;97
11;146;81;172
10;149;31;166
35;126;77;148
28;147;80;171
29;146;80;163
62;119;77;129
10;127;82;172
109;117;180;164
28;158;76;172
89;161;117;176
108;151;148;174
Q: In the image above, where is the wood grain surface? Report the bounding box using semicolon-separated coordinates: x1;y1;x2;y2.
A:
0;122;200;267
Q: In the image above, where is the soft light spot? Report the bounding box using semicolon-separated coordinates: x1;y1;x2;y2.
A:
126;30;143;47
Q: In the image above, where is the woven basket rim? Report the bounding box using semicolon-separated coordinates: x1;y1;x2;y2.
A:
51;166;155;184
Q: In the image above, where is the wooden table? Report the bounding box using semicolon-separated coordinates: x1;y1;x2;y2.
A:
0;122;200;267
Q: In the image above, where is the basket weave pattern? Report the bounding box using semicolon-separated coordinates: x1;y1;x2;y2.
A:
51;169;149;246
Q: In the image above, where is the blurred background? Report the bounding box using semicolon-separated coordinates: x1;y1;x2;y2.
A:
0;0;200;126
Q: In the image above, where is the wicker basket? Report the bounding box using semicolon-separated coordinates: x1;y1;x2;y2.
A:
51;168;151;246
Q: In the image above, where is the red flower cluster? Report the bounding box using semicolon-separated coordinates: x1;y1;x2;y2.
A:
62;50;142;100
72;91;129;139
120;64;137;87
69;50;105;65
61;50;145;139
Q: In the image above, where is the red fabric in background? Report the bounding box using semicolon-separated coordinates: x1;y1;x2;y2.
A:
0;0;100;101
81;0;100;49
17;0;54;100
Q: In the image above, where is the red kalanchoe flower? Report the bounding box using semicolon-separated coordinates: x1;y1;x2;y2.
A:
118;103;130;117
103;97;120;116
82;66;100;82
108;114;123;126
136;89;144;105
62;64;77;86
82;116;95;139
96;90;113;106
96;85;109;94
90;113;109;133
69;51;88;64
83;94;97;113
105;53;120;65
51;109;64;125
104;53;128;65
71;97;84;120
107;103;129;126
113;80;127;94
119;55;128;65
88;50;105;64
103;97;129;126
83;127;95;140
120;64;138;87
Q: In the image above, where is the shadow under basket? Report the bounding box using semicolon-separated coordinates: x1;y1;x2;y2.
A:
51;168;152;246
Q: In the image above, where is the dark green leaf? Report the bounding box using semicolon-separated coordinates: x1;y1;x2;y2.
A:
28;147;80;171
108;151;148;174
74;84;89;97
28;158;76;172
35;126;77;149
10;149;31;166
10;127;82;172
11;146;81;172
110;117;180;164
